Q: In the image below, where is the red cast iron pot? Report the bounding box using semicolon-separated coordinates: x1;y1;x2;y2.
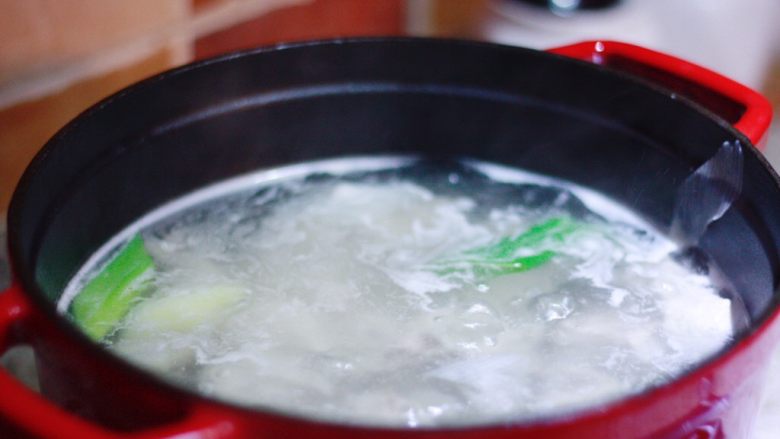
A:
0;39;776;438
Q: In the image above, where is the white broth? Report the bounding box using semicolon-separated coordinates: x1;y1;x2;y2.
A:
63;157;734;427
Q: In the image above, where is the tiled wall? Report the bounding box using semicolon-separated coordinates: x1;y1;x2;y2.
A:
0;0;190;210
0;0;405;211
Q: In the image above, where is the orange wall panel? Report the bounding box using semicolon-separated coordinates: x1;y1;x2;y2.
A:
196;0;404;59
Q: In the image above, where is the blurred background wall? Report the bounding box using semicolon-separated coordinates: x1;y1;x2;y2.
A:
1;0;779;211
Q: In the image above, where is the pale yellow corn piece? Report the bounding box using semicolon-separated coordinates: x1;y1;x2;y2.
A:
127;284;245;334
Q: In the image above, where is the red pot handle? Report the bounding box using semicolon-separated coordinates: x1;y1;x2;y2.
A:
548;40;773;149
0;284;241;439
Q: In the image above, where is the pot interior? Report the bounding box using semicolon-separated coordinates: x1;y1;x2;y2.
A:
9;38;780;391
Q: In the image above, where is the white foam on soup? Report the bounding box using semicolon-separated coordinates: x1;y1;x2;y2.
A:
62;157;734;427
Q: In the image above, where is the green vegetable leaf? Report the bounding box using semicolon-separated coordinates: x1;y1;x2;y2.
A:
432;217;580;281
71;235;154;341
470;250;557;278
466;217;579;259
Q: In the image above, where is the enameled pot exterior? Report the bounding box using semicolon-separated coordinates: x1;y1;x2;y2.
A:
0;39;776;438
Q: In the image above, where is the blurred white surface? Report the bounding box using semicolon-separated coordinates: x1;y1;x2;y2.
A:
755;343;780;438
480;0;779;90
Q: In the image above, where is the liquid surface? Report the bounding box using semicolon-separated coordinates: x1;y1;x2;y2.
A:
64;158;734;427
